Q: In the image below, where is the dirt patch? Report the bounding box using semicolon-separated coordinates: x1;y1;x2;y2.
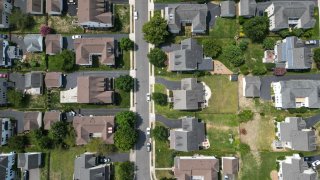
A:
240;113;261;152
270;170;278;180
211;60;233;75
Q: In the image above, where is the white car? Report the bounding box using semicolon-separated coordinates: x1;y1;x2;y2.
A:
146;93;151;102
72;35;82;39
146;127;151;136
305;40;317;45
312;160;320;167
146;142;151;152
134;11;138;20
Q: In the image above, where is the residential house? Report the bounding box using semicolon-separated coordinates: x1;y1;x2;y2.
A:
0;118;13;146
45;34;63;55
23;111;42;132
0;152;15;180
17;152;42;170
43;111;61;130
169;117;205;152
173;155;219;180
276;117;316;151
73;115;114;145
222;157;239;180
278;154;317;180
265;1;316;32
0;39;21;67
26;0;44;15
60;76;114;104
24;34;43;52
77;0;113;29
220;1;236;18
0;0;13;28
74;37;116;66
0;78;8;105
74;152;111;180
24;72;43;95
172;78;205;110
239;0;256;18
44;72;63;89
271;80;320;109
168;38;213;72
243;76;261;98
46;0;63;15
164;4;208;34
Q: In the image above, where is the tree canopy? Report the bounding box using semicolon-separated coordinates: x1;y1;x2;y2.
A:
86;138;116;155
142;14;169;46
117;161;135;180
114;126;138;151
115;75;134;92
8;135;28;152
120;37;134;51
147;48;167;67
7;89;24;108
243;16;269;42
9;8;34;31
49;121;69;144
222;45;244;67
152;92;168;106
152;126;169;141
202;39;222;58
263;38;276;50
115;111;136;127
314;48;320;69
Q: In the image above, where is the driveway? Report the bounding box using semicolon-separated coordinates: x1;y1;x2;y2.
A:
156;115;181;128
106;153;130;162
28;168;40;180
66;0;78;16
0;109;24;133
155;77;180;90
79;108;128;116
65;70;129;89
305;114;320;128
304;155;320;164
208;2;220;28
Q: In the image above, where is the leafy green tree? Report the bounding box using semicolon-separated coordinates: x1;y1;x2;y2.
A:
143;14;169;45
263;38;276;50
9;8;34;31
222;45;244;67
115;111;136;127
238;110;254;123
152;126;168;141
115;75;134;92
120;37;134;51
314;48;320;69
7;89;24;108
252;64;267;75
152;92;168;106
38;136;53;149
49;121;68;144
240;65;249;75
117;161;134;180
238;40;249;51
147;48;167;67
202;39;222;58
115;126;138;151
86;138;116;155
8;135;28;152
243;16;269;42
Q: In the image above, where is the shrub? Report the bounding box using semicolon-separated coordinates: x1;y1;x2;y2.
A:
8;135;28;152
278;29;291;38
222;45;244;67
152;92;168;106
263;38;276;50
238;110;254;123
202;39;222;58
265;63;276;71
302;29;313;38
292;28;304;37
40;25;51;36
239;143;250;155
288;107;308;114
252;64;267;75
313;48;320;69
120;37;134;51
152;126;169;141
240;65;249;75
239;39;249;51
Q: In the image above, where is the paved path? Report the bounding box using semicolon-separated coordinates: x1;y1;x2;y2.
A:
155;77;180;90
156;114;181;128
106;153;130;162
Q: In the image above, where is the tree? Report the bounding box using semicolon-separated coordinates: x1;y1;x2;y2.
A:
9;8;34;31
278;29;291;38
152;126;168;141
30;129;53;149
86;138;116;155
147;48;167;67
263;38;276;50
238;40;249;51
238;110;254;123
243;16;269;42
8;135;28;152
7;89;24;108
115;75;134;92
49;121;68;144
120;37;134;51
49;50;75;72
115;126;138;151
202;39;222;58
115;111;136;127
142;14;169;46
117;161;134;180
222;45;244;67
40;25;51;36
252;64;267;75
152;92;167;106
313;48;320;69
240;65;249;75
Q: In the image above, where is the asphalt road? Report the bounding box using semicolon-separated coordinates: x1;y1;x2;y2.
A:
134;0;151;179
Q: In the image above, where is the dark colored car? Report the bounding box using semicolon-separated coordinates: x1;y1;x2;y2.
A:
0;34;8;39
23;170;29;180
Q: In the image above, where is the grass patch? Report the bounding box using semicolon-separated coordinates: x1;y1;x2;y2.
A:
197;113;239;127
311;7;320;39
243;42;264;70
156;170;174;179
206;128;238;154
155;122;175;168
209;18;238;39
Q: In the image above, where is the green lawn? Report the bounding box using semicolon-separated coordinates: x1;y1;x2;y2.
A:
156;170;175;179
197;113;239;127
243;42;265;70
209;18;238;39
311;7;320;39
155;123;175;168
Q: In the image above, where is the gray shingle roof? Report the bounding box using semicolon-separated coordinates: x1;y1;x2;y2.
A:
17;152;41;170
169;117;205;152
25;72;43;89
0;78;7;105
0;155;8;179
239;0;256;17
220;1;236;17
24;34;43;52
244;76;261;97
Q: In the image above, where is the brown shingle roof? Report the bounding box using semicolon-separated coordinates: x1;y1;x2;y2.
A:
73;116;115;145
77;0;112;25
45;34;62;55
23;112;42;131
222;157;239;175
27;0;43;14
46;0;62;14
43;111;61;130
44;72;62;88
74;37;115;65
77;76;114;104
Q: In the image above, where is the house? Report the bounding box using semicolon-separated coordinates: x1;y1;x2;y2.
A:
220;1;236;18
74;37;116;66
164;4;208;34
0;0;13;28
222;157;239;180
276;117;316;151
73;115;114;145
26;0;44;15
60;76;114;104
173;155;219;180
74;152;111;180
0;39;21;67
168;38;213;72
43;111;61;130
0;78;8;105
239;0;256;18
243;76;261;98
24;34;43;52
77;0;113;29
172;78;205;110
0;152;15;180
46;0;63;15
265;1;316;32
272;80;320;109
0;118;13;146
44;72;63;89
274;36;312;70
169;117;205;152
24;72;43;95
45;34;63;55
23;111;42;132
278;154;317;180
17;152;42;170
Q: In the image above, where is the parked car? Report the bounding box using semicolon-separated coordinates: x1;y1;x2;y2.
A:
134;11;138;20
312;160;320;167
0;34;8;39
0;73;8;78
98;156;111;164
146;93;151;102
68;0;76;4
146;127;151;136
146;142;151;152
305;40;317;45
72;35;82;39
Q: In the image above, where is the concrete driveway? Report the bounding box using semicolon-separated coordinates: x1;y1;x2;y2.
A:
29;168;40;180
155;77;180;90
156;115;181;128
